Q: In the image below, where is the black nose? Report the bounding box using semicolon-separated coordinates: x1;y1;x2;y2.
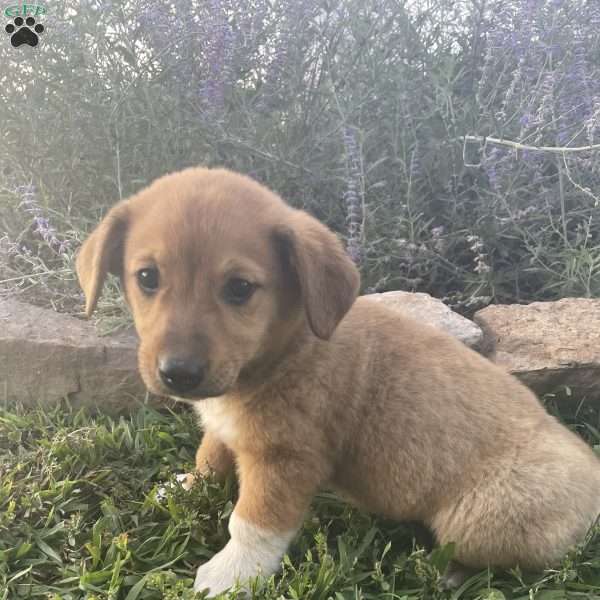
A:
158;356;205;394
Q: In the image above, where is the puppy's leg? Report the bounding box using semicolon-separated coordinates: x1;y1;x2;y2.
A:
182;432;235;489
193;457;320;596
160;433;234;498
431;437;600;574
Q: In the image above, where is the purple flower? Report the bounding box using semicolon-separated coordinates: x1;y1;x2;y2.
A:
477;0;600;224
257;0;317;111
342;127;363;265
15;183;70;255
519;113;532;128
198;0;236;120
483;147;510;192
409;141;421;179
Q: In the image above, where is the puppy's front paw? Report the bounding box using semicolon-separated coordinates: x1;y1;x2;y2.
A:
178;471;196;491
193;514;294;596
192;540;280;596
193;547;249;596
155;473;194;502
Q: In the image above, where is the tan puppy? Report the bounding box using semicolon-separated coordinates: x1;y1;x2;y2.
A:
77;167;600;596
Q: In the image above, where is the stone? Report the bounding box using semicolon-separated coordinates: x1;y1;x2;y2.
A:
10;294;596;410
474;298;600;400
0;297;155;412
362;291;483;348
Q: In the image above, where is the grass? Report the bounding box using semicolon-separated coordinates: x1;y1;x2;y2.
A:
2;399;600;600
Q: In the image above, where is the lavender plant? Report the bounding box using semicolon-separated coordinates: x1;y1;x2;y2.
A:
0;0;598;316
342;127;364;265
16;183;70;256
0;173;76;309
474;0;600;300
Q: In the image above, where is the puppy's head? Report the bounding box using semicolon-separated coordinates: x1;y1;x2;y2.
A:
76;168;359;400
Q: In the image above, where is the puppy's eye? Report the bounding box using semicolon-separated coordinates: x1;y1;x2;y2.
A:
137;267;159;293
223;278;256;305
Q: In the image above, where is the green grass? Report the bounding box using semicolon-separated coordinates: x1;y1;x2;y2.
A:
2;400;600;600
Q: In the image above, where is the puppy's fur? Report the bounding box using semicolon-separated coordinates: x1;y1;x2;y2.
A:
77;167;600;595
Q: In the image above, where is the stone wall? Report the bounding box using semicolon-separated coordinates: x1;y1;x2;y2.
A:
1;294;598;411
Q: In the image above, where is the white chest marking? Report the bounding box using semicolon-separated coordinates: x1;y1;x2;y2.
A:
194;397;240;445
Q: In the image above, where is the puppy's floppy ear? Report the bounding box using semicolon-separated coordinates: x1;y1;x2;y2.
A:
76;202;129;317
273;210;360;340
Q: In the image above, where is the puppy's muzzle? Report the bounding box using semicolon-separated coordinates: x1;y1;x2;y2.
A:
158;355;207;395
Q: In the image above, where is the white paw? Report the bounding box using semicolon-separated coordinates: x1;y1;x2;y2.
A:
178;472;194;491
193;546;253;596
155;473;193;502
193;513;295;596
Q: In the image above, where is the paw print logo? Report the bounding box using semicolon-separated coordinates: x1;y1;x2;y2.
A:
5;16;44;47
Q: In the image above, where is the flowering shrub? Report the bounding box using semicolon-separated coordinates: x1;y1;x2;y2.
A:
473;0;600;302
0;0;598;315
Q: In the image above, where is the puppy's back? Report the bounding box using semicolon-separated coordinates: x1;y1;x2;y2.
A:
328;297;600;532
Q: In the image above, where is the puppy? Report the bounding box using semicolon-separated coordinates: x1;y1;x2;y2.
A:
76;167;600;596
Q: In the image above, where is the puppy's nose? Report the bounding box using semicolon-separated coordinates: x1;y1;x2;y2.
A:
158;356;206;394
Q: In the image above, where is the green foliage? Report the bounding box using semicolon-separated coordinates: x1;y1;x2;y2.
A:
0;0;598;320
2;400;600;598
